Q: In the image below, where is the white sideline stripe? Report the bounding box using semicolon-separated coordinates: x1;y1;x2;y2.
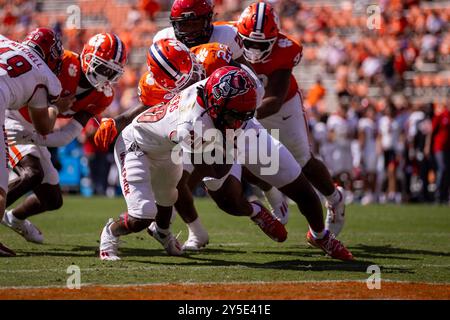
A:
1;264;449;274
1;279;449;290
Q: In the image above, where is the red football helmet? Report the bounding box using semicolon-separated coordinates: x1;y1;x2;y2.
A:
147;38;205;92
22;28;63;75
201;66;257;130
170;0;214;48
80;33;127;89
237;2;280;63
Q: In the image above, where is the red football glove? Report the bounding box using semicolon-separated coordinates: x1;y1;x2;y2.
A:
94;118;118;152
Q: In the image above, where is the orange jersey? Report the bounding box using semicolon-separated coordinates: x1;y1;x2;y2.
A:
250;33;303;102
213;20;237;27
19;50;114;122
138;43;232;107
191;42;233;76
138;72;177;107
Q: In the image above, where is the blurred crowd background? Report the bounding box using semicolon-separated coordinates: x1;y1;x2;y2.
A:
1;0;449;204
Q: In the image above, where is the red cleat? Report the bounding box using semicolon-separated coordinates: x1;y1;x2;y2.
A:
251;201;287;242
307;230;354;261
0;242;16;257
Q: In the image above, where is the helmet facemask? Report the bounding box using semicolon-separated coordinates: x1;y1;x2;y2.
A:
171;13;213;48
82;53;124;89
239;34;276;64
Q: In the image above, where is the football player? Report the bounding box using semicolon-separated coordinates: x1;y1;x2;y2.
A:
235;2;346;236
0;28;66;256
94;39;288;250
3;33;127;244
154;0;245;62
99;65;353;261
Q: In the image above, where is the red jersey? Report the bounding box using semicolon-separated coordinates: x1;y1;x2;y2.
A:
432;109;450;152
19;50;114;122
250;33;303;102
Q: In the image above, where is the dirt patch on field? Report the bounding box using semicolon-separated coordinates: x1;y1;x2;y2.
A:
1;281;449;300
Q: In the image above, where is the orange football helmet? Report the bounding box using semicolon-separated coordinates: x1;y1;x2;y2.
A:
146;38;205;92
237;2;280;63
80;33;127;89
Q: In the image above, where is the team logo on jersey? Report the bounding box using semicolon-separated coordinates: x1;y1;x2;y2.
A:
212;70;251;100
68;63;77;77
196;48;209;63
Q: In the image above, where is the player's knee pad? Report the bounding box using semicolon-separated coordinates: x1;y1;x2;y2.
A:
128;199;157;221
154;188;178;207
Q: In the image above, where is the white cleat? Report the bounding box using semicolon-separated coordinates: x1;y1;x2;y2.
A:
264;187;289;225
325;186;346;236
182;229;209;251
1;210;44;244
99;218;121;261
147;221;183;256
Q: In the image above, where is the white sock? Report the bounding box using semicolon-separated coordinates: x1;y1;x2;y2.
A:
8;210;23;225
264;187;284;209
309;227;327;240
250;203;260;218
326;188;342;206
187;217;204;235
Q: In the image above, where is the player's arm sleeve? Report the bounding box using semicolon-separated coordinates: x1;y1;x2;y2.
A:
30;118;84;147
27;85;50;109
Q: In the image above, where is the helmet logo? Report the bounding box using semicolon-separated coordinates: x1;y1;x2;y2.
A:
212;70;251;100
168;39;186;51
88;34;106;48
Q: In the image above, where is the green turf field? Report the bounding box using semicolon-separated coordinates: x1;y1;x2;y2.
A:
0;196;449;287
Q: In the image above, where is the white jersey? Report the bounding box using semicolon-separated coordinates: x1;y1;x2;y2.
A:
131;79;216;158
327;114;352;147
358;117;377;156
406;111;425;142
153;24;244;59
378;116;400;150
0;37;61;110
